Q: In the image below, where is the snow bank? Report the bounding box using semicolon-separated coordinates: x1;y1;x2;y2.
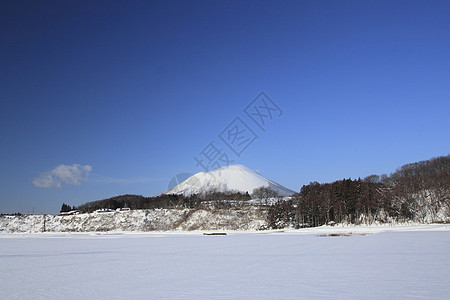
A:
0;207;268;233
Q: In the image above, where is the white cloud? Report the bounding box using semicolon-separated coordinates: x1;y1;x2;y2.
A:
33;164;92;189
32;172;62;189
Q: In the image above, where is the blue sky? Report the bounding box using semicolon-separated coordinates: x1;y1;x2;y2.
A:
1;0;449;214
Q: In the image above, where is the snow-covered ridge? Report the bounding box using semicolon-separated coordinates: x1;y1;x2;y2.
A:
2;208;448;234
0;208;267;233
164;164;296;196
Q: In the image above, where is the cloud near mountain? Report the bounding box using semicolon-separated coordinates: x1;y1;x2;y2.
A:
33;164;92;189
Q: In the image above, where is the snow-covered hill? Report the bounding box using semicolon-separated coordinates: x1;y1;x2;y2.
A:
164;165;296;197
0;208;267;233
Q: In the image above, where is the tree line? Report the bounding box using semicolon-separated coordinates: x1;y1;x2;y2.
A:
267;155;449;228
72;191;251;213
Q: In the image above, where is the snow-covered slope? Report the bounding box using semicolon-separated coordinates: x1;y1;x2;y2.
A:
0;208;267;233
164;164;296;196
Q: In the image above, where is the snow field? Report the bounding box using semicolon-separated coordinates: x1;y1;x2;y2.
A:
1;225;449;299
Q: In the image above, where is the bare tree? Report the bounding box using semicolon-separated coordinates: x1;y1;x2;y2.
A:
252;186;279;205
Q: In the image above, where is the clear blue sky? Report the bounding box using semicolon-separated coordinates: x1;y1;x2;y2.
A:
1;0;449;214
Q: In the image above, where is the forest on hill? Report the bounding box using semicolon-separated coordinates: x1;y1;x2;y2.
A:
70;191;251;213
268;155;449;228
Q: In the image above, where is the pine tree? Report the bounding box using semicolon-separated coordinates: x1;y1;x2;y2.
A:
60;203;72;213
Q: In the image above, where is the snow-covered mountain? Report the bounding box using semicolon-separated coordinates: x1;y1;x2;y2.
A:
164;164;296;197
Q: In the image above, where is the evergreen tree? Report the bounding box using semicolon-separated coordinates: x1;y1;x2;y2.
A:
60;203;72;213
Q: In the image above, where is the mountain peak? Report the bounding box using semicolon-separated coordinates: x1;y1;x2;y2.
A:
164;164;295;197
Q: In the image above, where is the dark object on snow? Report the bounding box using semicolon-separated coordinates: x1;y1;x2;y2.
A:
203;232;227;236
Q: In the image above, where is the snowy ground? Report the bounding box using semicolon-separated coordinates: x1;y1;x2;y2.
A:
1;225;449;299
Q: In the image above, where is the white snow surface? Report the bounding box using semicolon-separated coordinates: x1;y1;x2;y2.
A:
0;225;449;299
164;164;296;196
